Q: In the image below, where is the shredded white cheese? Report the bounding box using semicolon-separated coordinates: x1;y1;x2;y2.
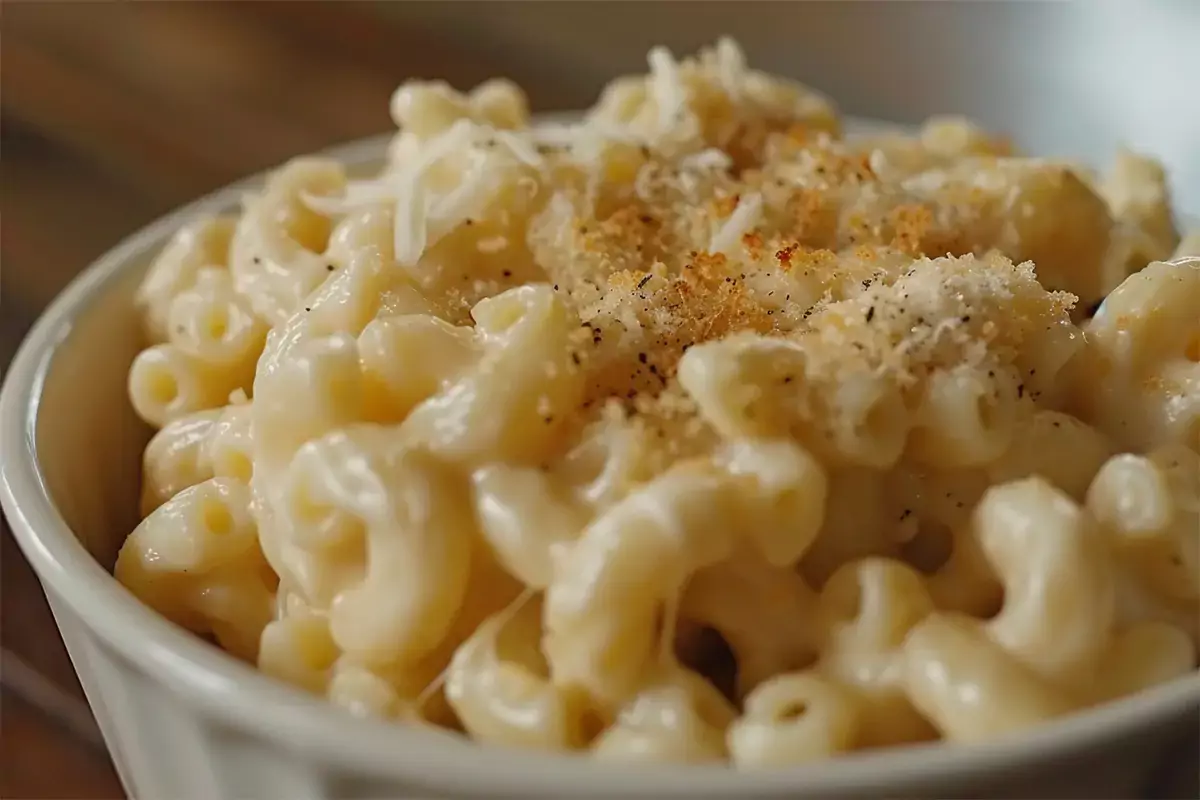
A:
648;46;686;134
714;37;748;102
680;148;734;173
710;192;763;256
301;119;545;267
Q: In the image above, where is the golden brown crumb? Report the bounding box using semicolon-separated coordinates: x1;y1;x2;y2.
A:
514;57;1139;420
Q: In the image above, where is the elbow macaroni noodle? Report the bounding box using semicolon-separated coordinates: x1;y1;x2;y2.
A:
117;39;1198;765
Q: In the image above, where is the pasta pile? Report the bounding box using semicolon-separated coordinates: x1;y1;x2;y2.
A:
117;39;1200;766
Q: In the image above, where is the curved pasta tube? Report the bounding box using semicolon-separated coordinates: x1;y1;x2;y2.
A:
128;343;251;429
115;478;274;661
255;326;357;481
816;558;938;747
446;595;592;751
679;333;910;469
1099;149;1180;274
140;404;255;516
555;407;657;511
259;611;437;722
727;672;861;767
401;285;585;466
903;158;1113;305
681;551;819;696
252;251;436;604
881;464;1002;617
202;403;255;484
229;158;347;324
140;409;222;516
472;413;665;590
901;612;1072;743
358;314;478;422
925;525;1003;618
328;662;413;720
800;467;898;588
277;427;473;665
355;543;527;730
591;662;735;764
327;658;441;722
253;249;435;477
975;477;1115;683
717;438;828;567
1088;447;1200;635
134;267;265;432
907;364;1023;469
543;461;741;710
324;205;396;268
1073;258;1200;451
390;79;529;138
136;215;237;343
987;410;1113;501
259;613;340;695
166;267;267;370
472;465;589;590
1086;622;1195;705
918;115;1012;160
1112;568;1200;650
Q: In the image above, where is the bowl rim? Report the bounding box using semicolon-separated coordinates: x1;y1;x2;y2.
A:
2;126;1198;798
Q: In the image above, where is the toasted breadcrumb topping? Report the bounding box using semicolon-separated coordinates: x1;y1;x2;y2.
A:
293;39;1176;444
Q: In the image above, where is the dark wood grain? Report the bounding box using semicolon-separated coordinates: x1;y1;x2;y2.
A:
0;687;123;800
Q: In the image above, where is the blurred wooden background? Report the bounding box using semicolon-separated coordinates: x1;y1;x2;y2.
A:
0;3;1196;799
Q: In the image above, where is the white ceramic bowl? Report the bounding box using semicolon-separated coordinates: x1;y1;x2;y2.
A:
2;132;1198;800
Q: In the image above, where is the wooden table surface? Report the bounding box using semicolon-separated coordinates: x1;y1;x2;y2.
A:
0;4;1196;799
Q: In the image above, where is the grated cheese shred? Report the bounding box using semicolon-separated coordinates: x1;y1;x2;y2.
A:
301;120;545;267
648;46;687;133
710;193;763;256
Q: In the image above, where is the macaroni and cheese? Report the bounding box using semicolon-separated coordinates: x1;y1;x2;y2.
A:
117;40;1199;766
